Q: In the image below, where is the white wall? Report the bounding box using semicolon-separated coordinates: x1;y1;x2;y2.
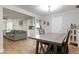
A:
0;6;3;52
22;20;28;31
3;17;37;38
44;8;79;33
3;19;29;31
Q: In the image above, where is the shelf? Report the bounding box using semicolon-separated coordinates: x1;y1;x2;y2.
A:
69;28;77;44
70;42;78;47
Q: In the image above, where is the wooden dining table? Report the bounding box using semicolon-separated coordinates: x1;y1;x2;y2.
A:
28;33;66;54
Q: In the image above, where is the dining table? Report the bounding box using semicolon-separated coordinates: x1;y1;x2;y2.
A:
28;33;66;54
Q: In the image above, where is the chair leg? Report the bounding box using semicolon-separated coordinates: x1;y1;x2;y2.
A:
61;45;69;54
65;45;69;54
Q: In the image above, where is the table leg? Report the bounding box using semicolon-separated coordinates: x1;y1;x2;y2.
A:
35;40;39;54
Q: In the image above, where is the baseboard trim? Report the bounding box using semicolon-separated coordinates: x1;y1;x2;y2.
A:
0;49;4;53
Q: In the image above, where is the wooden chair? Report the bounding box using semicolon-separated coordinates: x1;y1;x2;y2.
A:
57;30;70;54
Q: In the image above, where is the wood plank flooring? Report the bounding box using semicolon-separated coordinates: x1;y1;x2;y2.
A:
3;38;36;54
2;38;79;54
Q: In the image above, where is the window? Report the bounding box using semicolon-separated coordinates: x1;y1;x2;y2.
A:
7;22;13;32
35;19;40;28
52;16;62;33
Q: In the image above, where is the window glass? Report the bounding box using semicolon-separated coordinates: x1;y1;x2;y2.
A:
7;22;13;32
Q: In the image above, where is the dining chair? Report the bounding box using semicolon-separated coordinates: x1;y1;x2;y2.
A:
57;30;71;54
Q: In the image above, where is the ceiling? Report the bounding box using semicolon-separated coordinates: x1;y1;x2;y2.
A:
3;5;78;19
3;8;33;19
16;5;77;17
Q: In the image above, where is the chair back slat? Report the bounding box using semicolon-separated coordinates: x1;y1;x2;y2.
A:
62;30;71;45
60;30;71;54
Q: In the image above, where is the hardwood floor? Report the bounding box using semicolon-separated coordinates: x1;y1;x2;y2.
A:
69;45;79;54
2;38;79;54
3;38;36;54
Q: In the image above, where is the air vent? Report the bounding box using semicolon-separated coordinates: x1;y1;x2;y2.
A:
76;5;79;8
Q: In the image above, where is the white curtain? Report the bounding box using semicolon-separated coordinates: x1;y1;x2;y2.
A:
52;16;62;33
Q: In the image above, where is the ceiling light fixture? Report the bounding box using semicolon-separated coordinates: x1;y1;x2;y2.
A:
39;5;62;12
48;5;51;12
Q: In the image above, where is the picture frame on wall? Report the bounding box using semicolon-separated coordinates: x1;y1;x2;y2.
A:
42;20;50;27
